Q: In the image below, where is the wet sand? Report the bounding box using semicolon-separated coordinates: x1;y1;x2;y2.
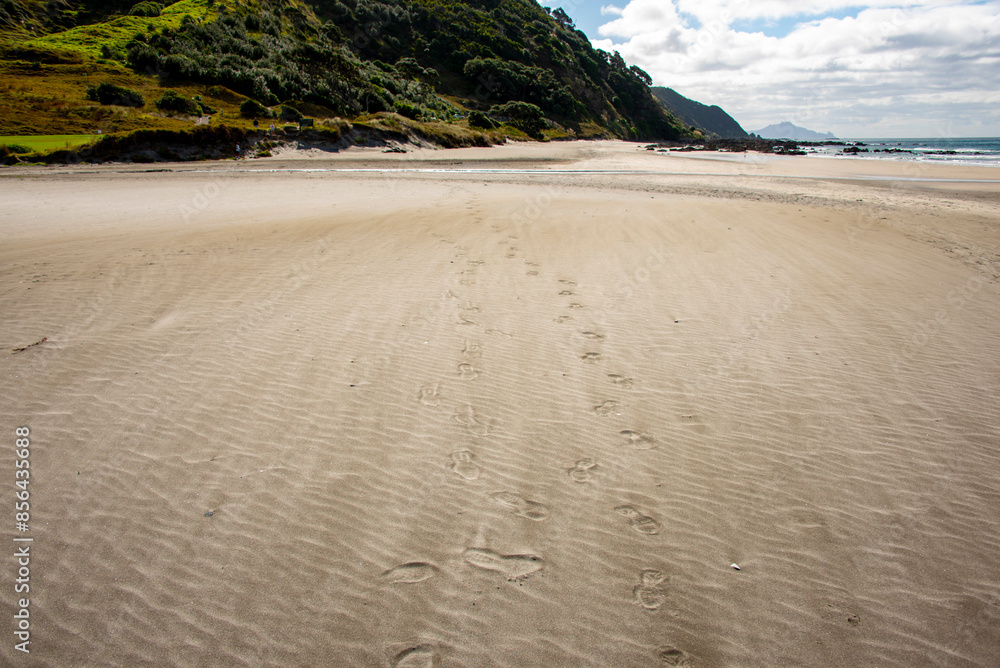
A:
1;141;999;667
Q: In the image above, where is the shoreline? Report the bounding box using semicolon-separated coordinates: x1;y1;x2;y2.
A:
1;140;998;667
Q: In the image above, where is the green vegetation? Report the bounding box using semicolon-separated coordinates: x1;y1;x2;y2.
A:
155;89;200;115
239;99;272;118
86;82;144;107
129;2;163;18
0;133;101;152
1;0;695;161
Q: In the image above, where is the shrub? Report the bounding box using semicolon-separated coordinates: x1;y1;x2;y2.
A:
279;105;302;122
155;90;200;115
394;101;421;120
489;101;543;137
85;83;144;108
240;99;273;118
468;110;494;129
1;143;32;154
129;2;162;17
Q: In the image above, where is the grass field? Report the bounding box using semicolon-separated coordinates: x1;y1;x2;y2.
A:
21;0;219;61
0;134;102;152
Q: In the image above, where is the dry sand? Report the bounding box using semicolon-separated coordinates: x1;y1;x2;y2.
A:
1;141;999;667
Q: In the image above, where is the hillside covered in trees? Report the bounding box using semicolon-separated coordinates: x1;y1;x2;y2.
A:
0;0;695;145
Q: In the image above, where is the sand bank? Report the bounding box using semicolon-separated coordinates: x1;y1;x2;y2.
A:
2;141;998;666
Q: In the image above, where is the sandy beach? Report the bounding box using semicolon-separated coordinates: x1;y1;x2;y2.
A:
2;140;998;667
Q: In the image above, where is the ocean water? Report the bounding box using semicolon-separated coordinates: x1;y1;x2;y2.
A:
806;137;1000;167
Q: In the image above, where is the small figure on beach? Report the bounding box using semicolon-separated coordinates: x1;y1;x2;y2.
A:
235;143;241;160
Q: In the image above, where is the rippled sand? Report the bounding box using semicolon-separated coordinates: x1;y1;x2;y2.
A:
2;142;999;666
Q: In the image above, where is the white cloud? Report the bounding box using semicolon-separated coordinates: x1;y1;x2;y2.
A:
592;1;1000;136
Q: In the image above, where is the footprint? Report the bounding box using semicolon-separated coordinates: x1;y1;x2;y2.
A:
506;252;517;258
658;647;691;666
453;405;491;436
580;352;602;363
463;547;543;580
467;260;485;266
491;491;550;521
615;505;662;535
449;450;480;480
461;303;481;313
458;363;478;380
456;313;477;326
559;279;577;286
418;385;441;407
382;562;440;584
462;340;482;358
526;270;539;276
580;331;605;341
621;429;657;450
554;315;572;323
524;260;540;267
568;303;584;309
608;374;634;388
568;458;597;482
485;328;513;338
634;571;668;610
559;290;575;296
594;400;619;415
459;279;476;286
392;643;438;668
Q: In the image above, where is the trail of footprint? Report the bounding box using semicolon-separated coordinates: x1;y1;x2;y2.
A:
615;505;662;535
568;458;597;482
453;405;491;436
418;385;441;407
462;340;482;358
392;643;438;668
382;562;440;584
491;491;550;521
658;647;691;666
449;450;480;480
594;400;619;416
621;429;657;450
458;363;478;380
580;352;602;363
580;331;605;341
463;547;543;580
608;373;634;388
633;569;668;609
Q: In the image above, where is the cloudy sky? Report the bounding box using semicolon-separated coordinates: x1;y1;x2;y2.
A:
539;0;1000;137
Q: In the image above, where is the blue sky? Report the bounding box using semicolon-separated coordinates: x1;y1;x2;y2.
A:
538;0;1000;137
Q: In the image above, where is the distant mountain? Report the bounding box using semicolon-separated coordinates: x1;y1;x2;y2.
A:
753;122;836;140
651;87;747;139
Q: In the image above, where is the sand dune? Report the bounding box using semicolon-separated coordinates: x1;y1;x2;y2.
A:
1;142;998;666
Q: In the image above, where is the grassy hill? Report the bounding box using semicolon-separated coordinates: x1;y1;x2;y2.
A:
1;0;694;158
